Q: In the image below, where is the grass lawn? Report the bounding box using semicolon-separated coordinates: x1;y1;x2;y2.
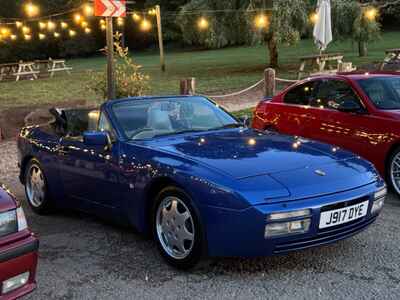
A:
0;31;398;110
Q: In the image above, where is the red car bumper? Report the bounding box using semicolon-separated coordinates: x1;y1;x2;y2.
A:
0;232;39;300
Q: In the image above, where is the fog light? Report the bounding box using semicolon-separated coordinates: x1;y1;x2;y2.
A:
265;219;311;238
2;272;29;294
371;197;385;215
268;209;311;221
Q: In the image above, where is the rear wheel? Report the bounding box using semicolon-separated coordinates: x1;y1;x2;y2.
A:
153;187;204;269
388;147;400;197
25;159;54;214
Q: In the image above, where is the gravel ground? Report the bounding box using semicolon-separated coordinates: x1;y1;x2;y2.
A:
1;140;400;300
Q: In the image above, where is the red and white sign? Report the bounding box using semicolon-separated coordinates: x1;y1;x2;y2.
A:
94;0;126;17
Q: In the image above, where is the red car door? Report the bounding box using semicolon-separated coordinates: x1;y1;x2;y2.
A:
264;80;318;137
302;79;385;165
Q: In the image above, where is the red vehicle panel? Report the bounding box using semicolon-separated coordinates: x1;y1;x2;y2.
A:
253;72;400;196
0;185;39;299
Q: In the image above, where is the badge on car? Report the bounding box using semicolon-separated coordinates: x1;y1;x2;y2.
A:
319;200;369;229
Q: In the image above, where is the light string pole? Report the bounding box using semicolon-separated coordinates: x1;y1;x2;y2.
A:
155;5;165;72
106;16;115;100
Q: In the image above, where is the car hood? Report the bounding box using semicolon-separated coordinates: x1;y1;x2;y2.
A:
141;128;359;179
0;184;17;212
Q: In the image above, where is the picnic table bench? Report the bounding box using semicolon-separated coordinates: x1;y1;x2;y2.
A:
13;62;39;81
297;53;355;79
380;48;400;70
0;63;19;81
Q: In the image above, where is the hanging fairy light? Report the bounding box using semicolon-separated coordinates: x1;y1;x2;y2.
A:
22;26;31;34
100;24;106;31
24;2;40;18
132;13;141;22
39;21;47;30
365;7;378;21
15;21;23;28
0;27;11;38
148;8;156;16
310;13;318;24
117;17;124;26
100;19;106;25
69;29;76;37
54;32;60;38
84;27;92;34
197;17;209;30
47;20;56;31
61;22;68;29
140;18;152;31
83;4;94;16
39;33;46;40
81;21;89;28
74;13;83;23
24;34;32;41
10;34;17;40
255;14;268;29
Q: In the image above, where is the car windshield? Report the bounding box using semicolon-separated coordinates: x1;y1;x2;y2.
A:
111;97;240;140
357;77;400;110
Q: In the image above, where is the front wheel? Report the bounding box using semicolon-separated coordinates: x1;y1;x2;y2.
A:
388;147;400;197
153;187;204;269
24;159;54;214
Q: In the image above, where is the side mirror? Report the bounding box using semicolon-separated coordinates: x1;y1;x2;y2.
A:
337;99;363;113
238;115;251;127
83;131;110;147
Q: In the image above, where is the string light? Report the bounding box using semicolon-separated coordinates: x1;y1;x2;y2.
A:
100;24;106;31
39;21;47;30
61;22;68;29
39;33;46;40
22;26;31;34
310;13;318;24
47;20;56;31
15;21;23;28
132;13;141;22
100;19;106;25
255;14;268;29
197;17;209;30
140;18;152;31
84;27;92;34
365;7;378;21
25;2;40;18
54;32;60;38
117;17;124;26
69;29;76;37
83;4;94;16
24;34;32;41
148;8;157;16
74;13;82;23
0;27;11;38
10;34;17;40
81;21;88;28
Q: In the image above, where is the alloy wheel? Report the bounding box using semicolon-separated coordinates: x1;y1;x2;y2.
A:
26;165;46;208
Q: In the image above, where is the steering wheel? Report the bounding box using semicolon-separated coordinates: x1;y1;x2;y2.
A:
129;128;154;139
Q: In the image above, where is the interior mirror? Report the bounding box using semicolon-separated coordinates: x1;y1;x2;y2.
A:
238;115;251;127
338;99;363;113
83;131;109;147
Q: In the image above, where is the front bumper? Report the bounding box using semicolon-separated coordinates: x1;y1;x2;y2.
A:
201;183;382;257
0;233;39;300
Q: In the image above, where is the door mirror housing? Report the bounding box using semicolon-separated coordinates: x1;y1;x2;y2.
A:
238;115;251;127
338;99;364;113
83;131;110;147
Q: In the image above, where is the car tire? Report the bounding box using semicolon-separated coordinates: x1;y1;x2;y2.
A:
387;147;400;197
24;159;54;215
152;186;204;270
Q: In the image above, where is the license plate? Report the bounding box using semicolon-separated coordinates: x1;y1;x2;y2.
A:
319;200;369;229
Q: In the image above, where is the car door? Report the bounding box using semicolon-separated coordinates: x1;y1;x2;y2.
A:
58;109;122;212
303;79;381;162
271;80;318;137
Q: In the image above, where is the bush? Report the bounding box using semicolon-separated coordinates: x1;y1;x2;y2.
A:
89;33;150;101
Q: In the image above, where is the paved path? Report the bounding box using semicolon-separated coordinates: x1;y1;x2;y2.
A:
1;140;400;300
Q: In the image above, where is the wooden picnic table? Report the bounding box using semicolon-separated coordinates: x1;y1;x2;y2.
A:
297;53;355;79
14;62;39;81
0;63;19;81
48;59;72;77
380;48;400;70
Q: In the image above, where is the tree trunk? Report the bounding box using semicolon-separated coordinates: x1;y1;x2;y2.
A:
265;33;278;68
358;41;368;57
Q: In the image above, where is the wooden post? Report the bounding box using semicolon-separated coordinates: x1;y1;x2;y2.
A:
180;78;196;95
264;68;276;97
155;5;166;72
106;17;116;100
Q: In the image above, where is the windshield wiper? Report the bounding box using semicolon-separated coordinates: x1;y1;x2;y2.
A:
154;129;206;138
208;123;242;131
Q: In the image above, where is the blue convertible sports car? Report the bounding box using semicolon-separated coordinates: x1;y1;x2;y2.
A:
17;96;386;269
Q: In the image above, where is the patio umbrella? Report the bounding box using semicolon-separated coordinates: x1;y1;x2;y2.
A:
313;0;332;52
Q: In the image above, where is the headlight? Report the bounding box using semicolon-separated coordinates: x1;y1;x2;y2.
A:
16;207;28;231
265;209;312;238
371;187;386;215
268;209;311;221
374;187;387;200
0;210;17;237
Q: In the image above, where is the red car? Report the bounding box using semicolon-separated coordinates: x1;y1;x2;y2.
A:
253;72;400;196
0;184;38;299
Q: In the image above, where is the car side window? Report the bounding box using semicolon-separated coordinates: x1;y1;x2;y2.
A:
312;80;361;110
284;81;316;106
98;112;116;141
